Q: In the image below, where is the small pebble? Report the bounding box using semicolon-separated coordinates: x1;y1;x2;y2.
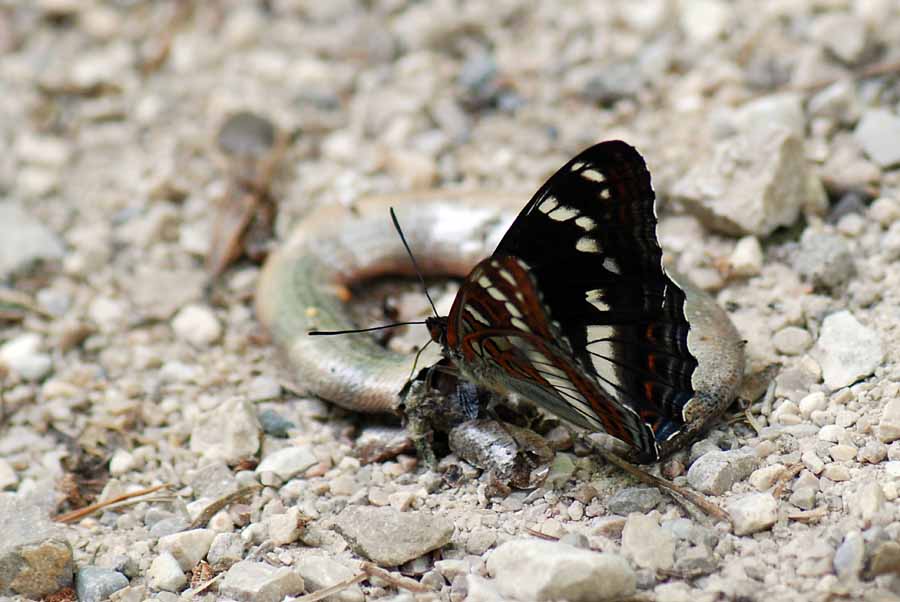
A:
487;539;636;602
218;560;304;602
687;450;759;495
0;333;52;381
812;311;884;390
854;109;900;168
727;493;778;535
75;567;129;602
147;552;186;592
621;513;675;571
172;304;222;347
728;236;763;276
256;446;317;480
157;529;216;570
773;327;813;356
606;486;663;514
877;399;900;443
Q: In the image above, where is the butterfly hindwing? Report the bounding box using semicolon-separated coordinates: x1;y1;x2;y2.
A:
446;141;698;461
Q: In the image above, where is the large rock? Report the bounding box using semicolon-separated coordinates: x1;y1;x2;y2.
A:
854;109;900;168
486;539;635;602
671;128;825;236
190;398;261;463
334;506;453;566
687;450;759;495
0;203;64;279
0;493;74;598
218;560;304;602
811;311;884;390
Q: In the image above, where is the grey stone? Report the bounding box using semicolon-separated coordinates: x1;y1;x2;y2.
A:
256;446;317;480
147;552;186;592
0;493;74;598
877;399;900;443
219;560;304;602
728;235;764;277
864;530;900;579
75;566;129;602
171;304;222;347
727;93;805;139
727;492;778;535
295;555;364;602
854;109;900;168
794;231;855;291
0;333;53;381
606;486;663;514
258;409;294;437
687;450;759;495
0;203;65;279
266;507;303;546
190;398;261;463
207;532;245;569
853;481;886;522
833;531;865;579
334;506;454;566
487;539;635;602
671;128;825;236
157;529;216;570
812;311;884;390
188;461;238;498
621;513;675;571
773;326;813;356
812;13;868;63
673;545;717;575
789;486;818;511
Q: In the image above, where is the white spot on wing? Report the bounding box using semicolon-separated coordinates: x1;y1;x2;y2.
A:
511;317;531;332
477;276;492;288
589;299;611;312
603;257;621;274
538;196;559;214
587;339;615;361
575;216;596;231
487;287;508;301
498;269;517;287
504;301;523;318
576;237;600;253
587;325;614;343
466;307;490;325
548;205;579;222
600;189;611;199
581;168;606;182
570;161;585;171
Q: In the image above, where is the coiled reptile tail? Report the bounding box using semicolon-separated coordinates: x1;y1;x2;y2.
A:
255;191;525;413
255;192;745;446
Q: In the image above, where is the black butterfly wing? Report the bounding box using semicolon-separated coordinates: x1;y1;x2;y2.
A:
446;253;662;456
488;140;697;460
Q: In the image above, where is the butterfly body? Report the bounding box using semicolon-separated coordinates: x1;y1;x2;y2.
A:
427;141;744;463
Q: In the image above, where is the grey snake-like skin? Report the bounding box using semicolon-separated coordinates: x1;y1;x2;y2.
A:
255;192;744;455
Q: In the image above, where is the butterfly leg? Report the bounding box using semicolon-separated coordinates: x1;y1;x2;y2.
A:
578;434;730;524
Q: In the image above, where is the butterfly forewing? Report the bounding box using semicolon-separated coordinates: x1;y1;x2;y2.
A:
446;141;698;461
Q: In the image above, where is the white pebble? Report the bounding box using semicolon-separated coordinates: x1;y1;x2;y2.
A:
147;552;187;592
0;333;52;381
798;391;827;417
774;327;813;356
172;304;222;347
729;236;763;276
108;449;137;476
727;493;778;535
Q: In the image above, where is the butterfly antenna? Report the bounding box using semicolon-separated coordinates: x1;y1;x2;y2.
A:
390;207;440;318
408;338;433;381
309;321;425;336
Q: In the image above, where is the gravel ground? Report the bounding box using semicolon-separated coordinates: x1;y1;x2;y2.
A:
1;1;900;601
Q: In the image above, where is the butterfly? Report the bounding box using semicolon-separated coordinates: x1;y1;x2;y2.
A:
426;141;707;463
